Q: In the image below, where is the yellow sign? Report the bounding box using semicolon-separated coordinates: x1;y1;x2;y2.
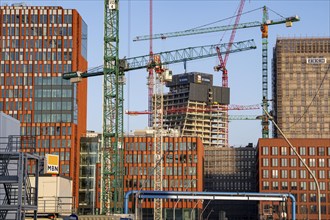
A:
44;154;59;174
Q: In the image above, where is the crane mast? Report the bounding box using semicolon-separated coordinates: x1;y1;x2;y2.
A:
261;6;269;138
102;0;124;214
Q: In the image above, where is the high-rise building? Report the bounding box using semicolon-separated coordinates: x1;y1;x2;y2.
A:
163;72;230;148
0;4;88;204
123;132;204;220
203;145;258;220
272;37;330;138
79;131;102;215
257;138;330;220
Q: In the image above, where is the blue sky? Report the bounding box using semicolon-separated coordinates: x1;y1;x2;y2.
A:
4;0;330;147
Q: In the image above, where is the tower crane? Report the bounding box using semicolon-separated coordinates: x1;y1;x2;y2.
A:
63;39;256;217
134;6;299;139
215;0;245;147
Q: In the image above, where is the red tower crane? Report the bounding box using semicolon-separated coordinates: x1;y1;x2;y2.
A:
215;0;245;147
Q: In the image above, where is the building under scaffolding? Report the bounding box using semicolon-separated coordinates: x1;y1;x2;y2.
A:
0;136;40;220
272;37;330;138
163;72;230;148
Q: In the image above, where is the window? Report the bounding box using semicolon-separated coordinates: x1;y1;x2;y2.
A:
300;182;307;190
318;147;325;156
309;158;316;167
291;182;297;190
299;147;306;155
300;193;307;202
262;147;268;155
281;181;288;190
291;170;297;178
281;146;287;155
272;170;278;178
262;170;269;178
281;158;288;167
262;181;269;190
272;158;278;167
281;170;288;178
272;146;278;155
319;158;325;167
263;158;269;166
309;147;315;155
290;158;297;167
300;170;306;179
270;182;279;192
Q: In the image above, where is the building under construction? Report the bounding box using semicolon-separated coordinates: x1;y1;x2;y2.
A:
163;72;230;148
272;37;330;138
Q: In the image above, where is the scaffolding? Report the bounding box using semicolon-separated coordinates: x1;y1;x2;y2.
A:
0;136;40;220
272;37;330;138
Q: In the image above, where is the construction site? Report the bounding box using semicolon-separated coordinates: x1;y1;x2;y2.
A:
0;0;329;220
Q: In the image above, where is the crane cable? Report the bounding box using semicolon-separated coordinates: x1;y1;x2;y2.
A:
185;6;263;32
126;0;131;133
287;64;329;129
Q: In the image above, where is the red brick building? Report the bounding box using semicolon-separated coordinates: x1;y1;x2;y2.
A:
0;4;88;205
257;138;330;220
123;135;204;219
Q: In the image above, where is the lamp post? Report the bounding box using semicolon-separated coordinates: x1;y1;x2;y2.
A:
263;108;321;220
173;179;196;220
199;200;212;220
190;200;202;220
206;209;214;220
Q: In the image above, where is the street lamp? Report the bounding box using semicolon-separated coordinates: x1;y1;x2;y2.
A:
263;108;321;220
173;179;196;220
199;200;212;220
190;200;202;220
206;209;214;220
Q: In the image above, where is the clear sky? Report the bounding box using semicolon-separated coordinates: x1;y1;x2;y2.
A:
4;0;330;147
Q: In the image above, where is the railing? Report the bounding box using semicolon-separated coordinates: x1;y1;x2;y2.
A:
37;197;75;215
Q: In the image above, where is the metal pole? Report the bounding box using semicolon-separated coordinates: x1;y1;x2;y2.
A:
190;200;201;220
263;108;321;220
173;179;195;220
206;209;214;220
199;200;212;220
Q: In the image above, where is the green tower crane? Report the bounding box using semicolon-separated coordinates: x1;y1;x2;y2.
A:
134;6;299;138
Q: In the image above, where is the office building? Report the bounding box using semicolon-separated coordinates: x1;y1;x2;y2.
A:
203;145;258;220
257;138;330;220
78;131;102;215
123;133;204;219
272;37;330;138
0;4;88;204
163;72;230;148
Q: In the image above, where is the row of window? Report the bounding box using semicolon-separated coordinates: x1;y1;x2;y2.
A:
125;178;197;189
263;169;328;179
1;26;73;37
21;126;72;136
34;113;72;123
125;141;197;151
35;89;72;98
1;88;33;99
261;146;329;156
125;154;198;164
1;38;73;50
1;50;73;62
2;14;72;24
262;157;328;167
1;75;70;86
0;63;72;74
262;181;329;191
127;166;197;176
36;139;71;149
